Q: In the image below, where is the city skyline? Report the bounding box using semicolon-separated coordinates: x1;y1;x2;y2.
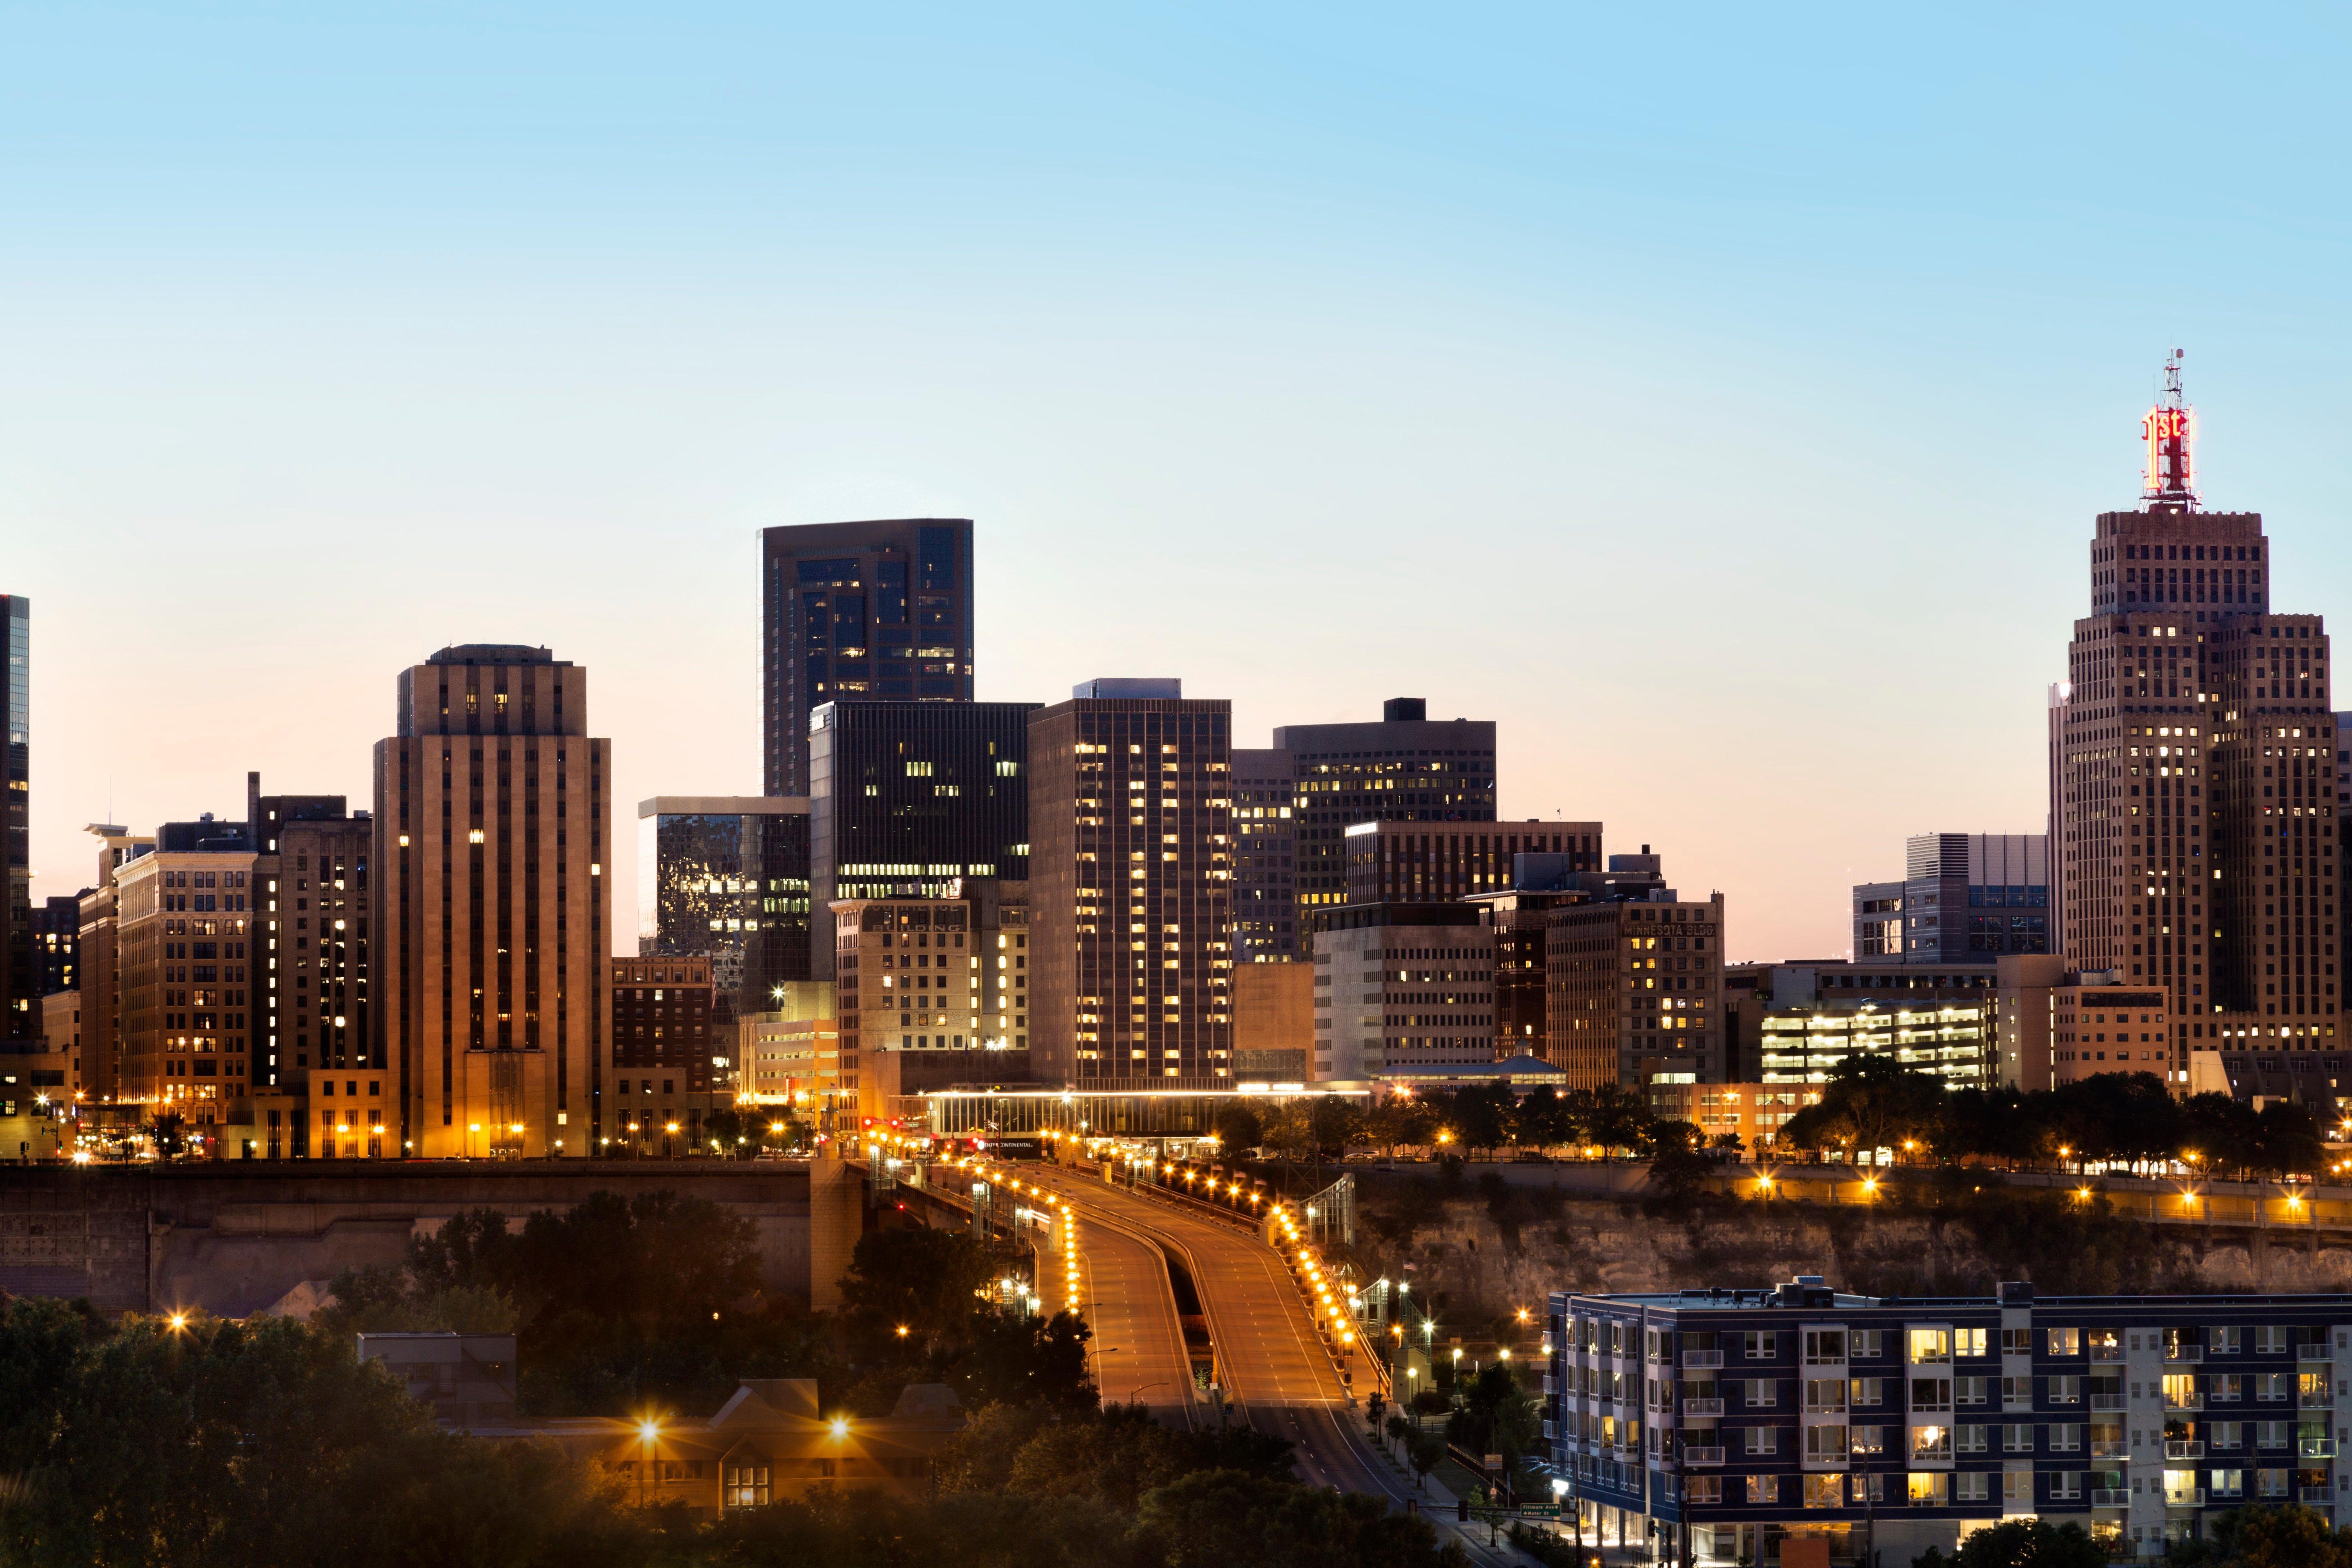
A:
8;7;2352;965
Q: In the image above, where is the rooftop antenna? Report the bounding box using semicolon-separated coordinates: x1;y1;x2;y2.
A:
2142;347;2196;510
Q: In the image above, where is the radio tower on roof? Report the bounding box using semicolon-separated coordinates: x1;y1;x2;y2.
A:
2142;347;2197;510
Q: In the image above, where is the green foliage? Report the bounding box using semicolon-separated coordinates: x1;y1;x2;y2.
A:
1211;1100;1265;1153
2184;1503;2352;1568
1786;1061;2328;1179
839;1223;1096;1415
1509;1522;1585;1567
1949;1517;2107;1568
0;1303;661;1568
1448;1362;1540;1470
1307;1096;1364;1157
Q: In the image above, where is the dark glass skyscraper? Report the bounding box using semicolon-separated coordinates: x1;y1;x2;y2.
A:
1269;697;1497;951
762;521;975;798
634;795;811;1018
2;597;27;1041
807;700;1036;978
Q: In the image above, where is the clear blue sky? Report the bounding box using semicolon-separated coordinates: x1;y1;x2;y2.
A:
5;2;2349;958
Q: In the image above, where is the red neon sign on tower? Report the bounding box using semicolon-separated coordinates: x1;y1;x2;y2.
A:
2143;348;2196;504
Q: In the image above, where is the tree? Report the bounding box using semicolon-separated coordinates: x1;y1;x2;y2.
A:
1949;1517;2108;1568
1406;1428;1445;1490
1777;1054;1944;1160
840;1222;1002;1348
1211;1100;1265;1155
1646;1120;1718;1200
145;1111;188;1158
2194;1502;2352;1568
701;1106;747;1156
1307;1096;1364;1158
1512;1087;1570;1152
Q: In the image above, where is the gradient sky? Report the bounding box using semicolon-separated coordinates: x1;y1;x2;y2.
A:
6;3;2350;960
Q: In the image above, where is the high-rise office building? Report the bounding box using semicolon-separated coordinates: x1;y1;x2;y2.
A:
1;597;27;1041
831;879;1028;1116
2050;360;2336;1077
608;954;717;1149
806;700;1035;980
636;795;811;1023
1232;747;1298;963
246;777;372;1158
1847;833;2049;965
1543;857;1725;1091
31;895;80;999
374;645;610;1158
761;520;974;798
1310;902;1494;1082
114;815;259;1133
1269;698;1496;945
75;826;154;1107
1344;818;1599;905
1027;679;1234;1089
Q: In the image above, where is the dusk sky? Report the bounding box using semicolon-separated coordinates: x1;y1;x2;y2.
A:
6;3;2350;960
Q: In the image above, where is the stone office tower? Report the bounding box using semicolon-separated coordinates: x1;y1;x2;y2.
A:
375;646;610;1158
2050;355;2337;1078
761;521;975;799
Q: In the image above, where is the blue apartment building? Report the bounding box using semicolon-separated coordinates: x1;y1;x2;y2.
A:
1548;1278;2351;1565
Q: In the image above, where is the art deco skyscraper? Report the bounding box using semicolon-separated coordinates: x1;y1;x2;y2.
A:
2051;355;2336;1076
375;645;610;1157
761;521;974;798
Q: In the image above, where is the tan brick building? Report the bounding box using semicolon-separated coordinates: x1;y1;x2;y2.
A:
375;645;610;1158
1544;893;1726;1091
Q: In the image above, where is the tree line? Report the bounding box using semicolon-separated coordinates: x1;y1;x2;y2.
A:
1777;1057;2328;1180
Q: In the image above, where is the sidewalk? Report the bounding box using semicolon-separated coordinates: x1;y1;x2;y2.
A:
1357;1426;1548;1566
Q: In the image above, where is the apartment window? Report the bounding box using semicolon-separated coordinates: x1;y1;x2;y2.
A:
1687;1477;1722;1505
1912;1425;1953;1460
1805;1330;1847;1365
1744;1332;1779;1360
1849;1474;1885;1504
1851;1377;1886;1408
1908;1472;1949;1506
2047;1327;2082;1356
2258;1327;2290;1356
723;1465;770;1508
1954;1472;1991;1503
2000;1328;2033;1356
2049;1424;2082;1453
1956;1425;1989;1454
1746;1474;1778;1504
1851;1426;1886;1456
1746;1379;1779;1408
2002;1423;2036;1453
2048;1375;2083;1405
1911;1378;1953;1413
2211;1326;2243;1356
1851;1330;1883;1359
1909;1329;1952;1365
2002;1377;2035;1409
1803;1474;1843;1508
1956;1376;1990;1407
1744;1427;1779;1456
1955;1329;1988;1358
1806;1379;1848;1414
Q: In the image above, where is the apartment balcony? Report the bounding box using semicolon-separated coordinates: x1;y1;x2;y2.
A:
2164;1490;2207;1510
2301;1438;2338;1459
2165;1440;2205;1460
1684;1399;1725;1417
2092;1441;2129;1460
2165;1394;2205;1411
2091;1490;2131;1508
2302;1487;2336;1505
2091;1347;2125;1363
2092;1395;2128;1412
1682;1447;1725;1467
1684;1351;1724;1370
2300;1345;2333;1362
2302;1392;2334;1411
2166;1345;2205;1365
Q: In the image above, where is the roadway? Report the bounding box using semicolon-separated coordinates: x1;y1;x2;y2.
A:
1068;1206;1199;1427
1021;1162;1535;1567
